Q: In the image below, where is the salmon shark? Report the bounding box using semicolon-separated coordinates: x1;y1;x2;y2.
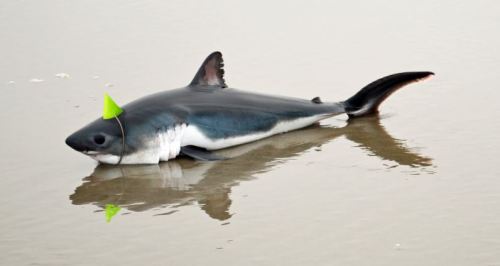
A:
65;51;433;164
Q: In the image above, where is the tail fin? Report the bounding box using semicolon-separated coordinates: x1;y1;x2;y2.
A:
344;72;434;118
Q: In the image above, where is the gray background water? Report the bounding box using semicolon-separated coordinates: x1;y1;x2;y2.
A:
1;1;500;265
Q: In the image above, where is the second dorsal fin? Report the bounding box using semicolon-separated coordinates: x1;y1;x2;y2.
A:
190;51;227;88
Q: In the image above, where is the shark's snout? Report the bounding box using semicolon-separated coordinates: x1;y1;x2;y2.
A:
66;123;122;158
65;134;87;152
66;131;105;153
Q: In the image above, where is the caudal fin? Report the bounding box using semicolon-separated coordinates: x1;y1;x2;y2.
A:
344;72;434;118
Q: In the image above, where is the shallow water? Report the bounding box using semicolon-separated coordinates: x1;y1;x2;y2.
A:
1;1;500;265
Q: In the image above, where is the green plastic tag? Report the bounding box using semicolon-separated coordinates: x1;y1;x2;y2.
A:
102;93;123;119
105;204;121;223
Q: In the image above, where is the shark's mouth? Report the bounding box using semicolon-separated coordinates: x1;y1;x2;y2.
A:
83;151;100;155
81;149;123;164
88;153;122;165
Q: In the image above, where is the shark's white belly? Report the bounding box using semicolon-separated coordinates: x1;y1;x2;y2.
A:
181;114;328;150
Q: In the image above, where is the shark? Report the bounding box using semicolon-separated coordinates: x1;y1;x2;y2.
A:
65;51;433;164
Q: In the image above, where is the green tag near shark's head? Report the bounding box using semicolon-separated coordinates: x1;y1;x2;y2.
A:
105;204;121;223
102;93;123;119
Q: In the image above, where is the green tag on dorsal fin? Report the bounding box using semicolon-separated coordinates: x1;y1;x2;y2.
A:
105;204;121;223
102;93;123;119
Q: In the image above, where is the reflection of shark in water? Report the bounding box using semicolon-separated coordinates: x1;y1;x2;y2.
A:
70;116;433;221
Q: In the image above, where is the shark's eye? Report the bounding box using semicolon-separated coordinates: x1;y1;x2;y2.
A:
93;134;106;145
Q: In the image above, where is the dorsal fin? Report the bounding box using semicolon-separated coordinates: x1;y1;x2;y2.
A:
311;97;323;104
190;51;227;88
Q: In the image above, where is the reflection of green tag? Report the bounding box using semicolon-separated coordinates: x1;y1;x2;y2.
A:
102;93;123;119
105;204;121;223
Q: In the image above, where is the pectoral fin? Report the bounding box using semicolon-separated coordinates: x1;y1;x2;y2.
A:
180;145;225;161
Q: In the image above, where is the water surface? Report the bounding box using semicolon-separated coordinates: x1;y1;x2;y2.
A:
1;1;500;265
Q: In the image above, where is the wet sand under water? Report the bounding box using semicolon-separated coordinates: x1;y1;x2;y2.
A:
1;1;500;265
